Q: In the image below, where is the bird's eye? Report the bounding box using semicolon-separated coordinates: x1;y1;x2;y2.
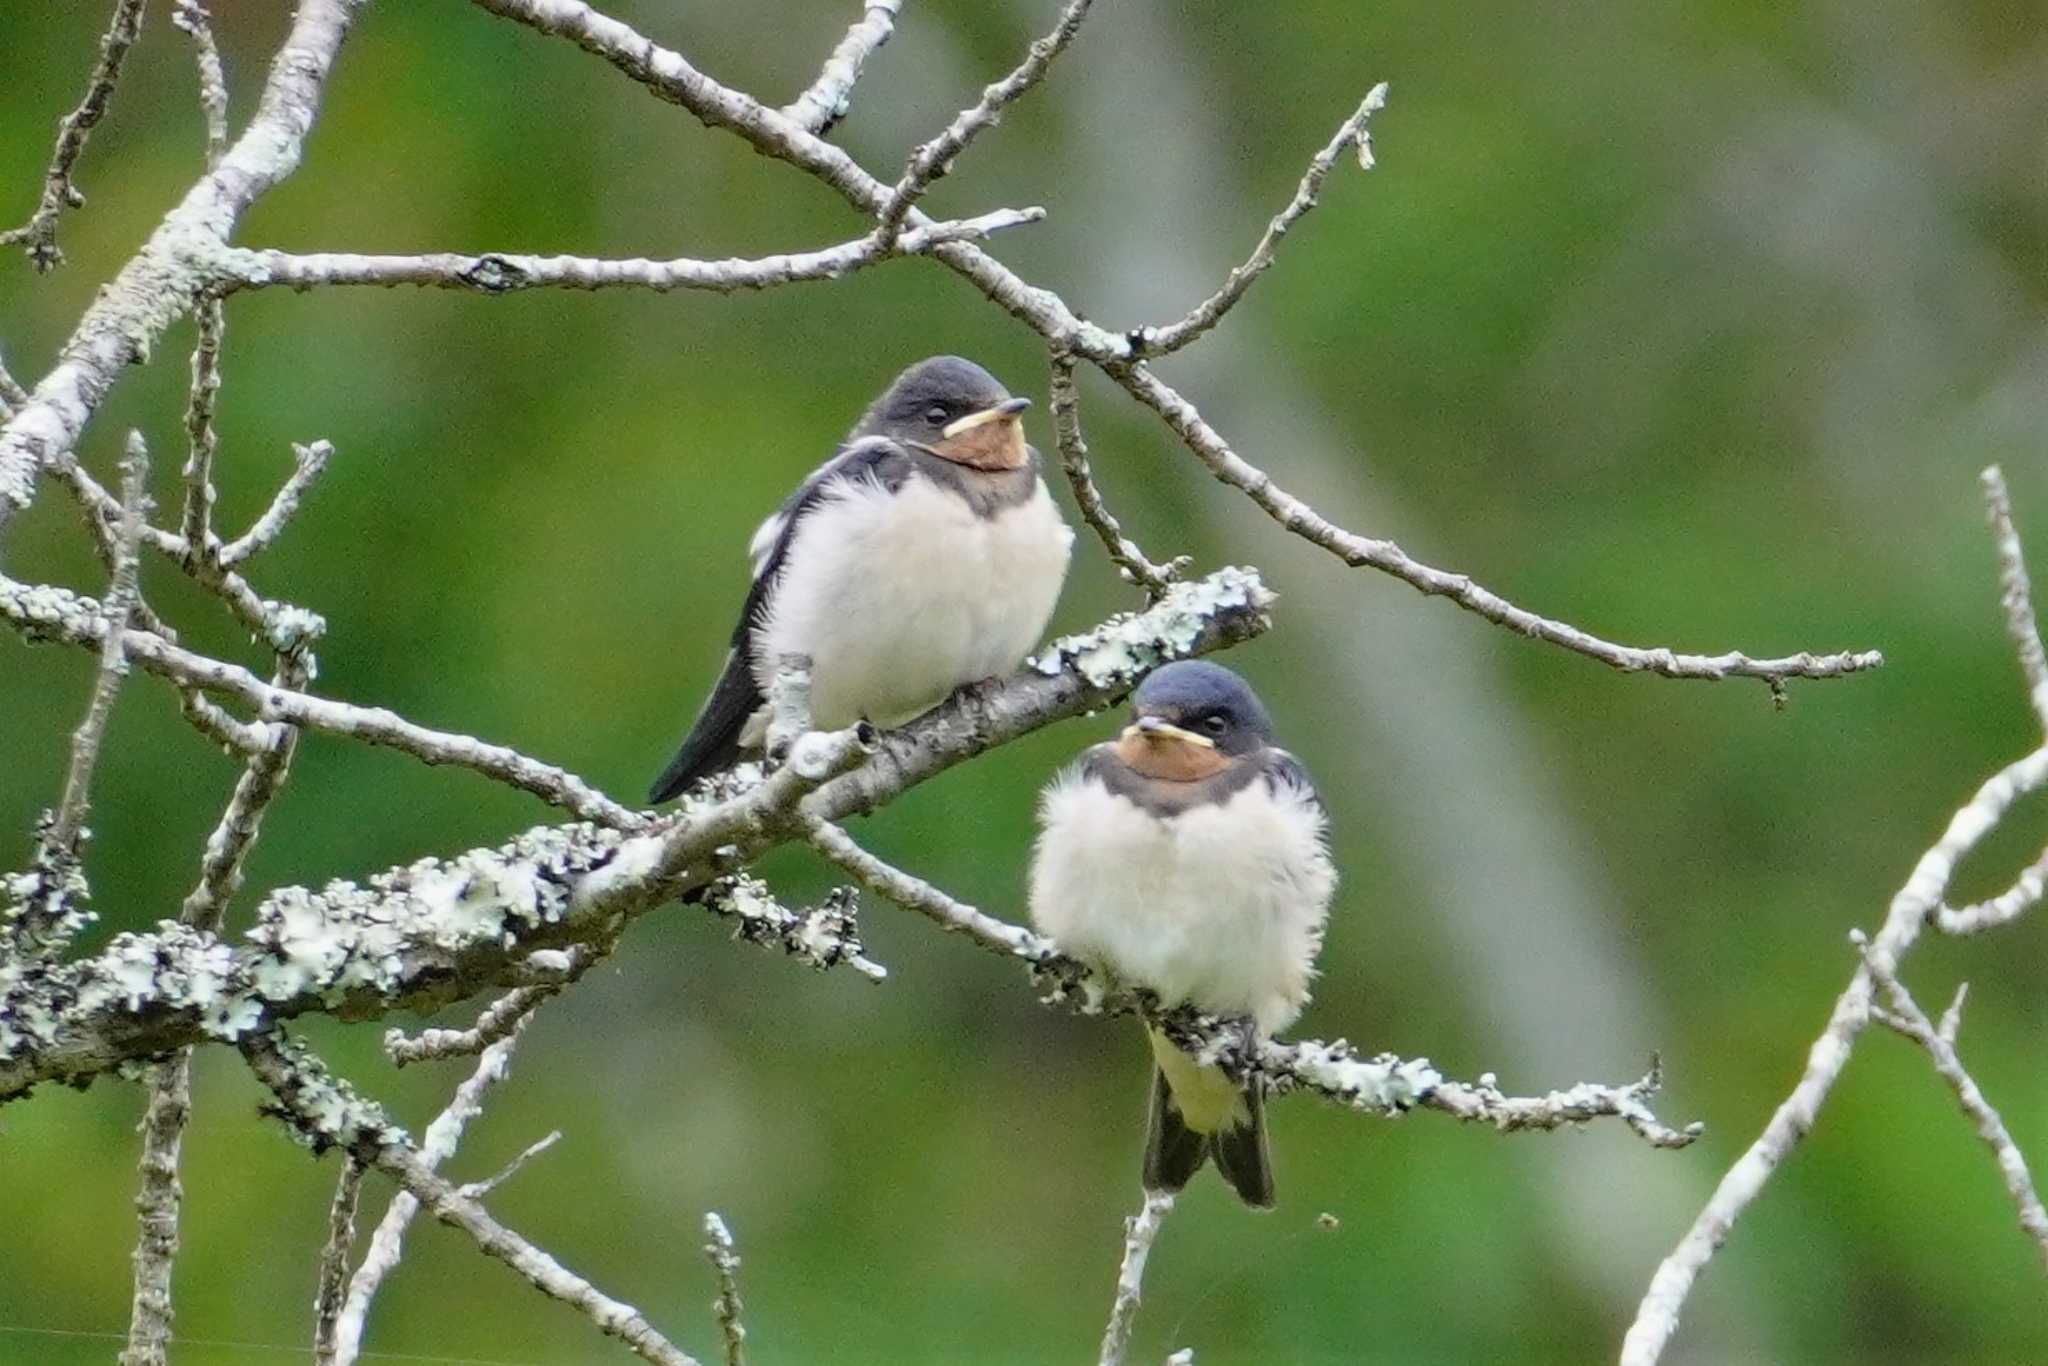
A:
1202;714;1228;736
924;405;949;425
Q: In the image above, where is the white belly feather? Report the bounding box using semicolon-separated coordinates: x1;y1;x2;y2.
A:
1028;772;1335;1034
754;474;1072;731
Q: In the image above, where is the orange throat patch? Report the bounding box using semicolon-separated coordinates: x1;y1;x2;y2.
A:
1115;729;1230;782
930;416;1027;471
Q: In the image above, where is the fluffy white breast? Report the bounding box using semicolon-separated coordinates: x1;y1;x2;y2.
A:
754;472;1072;731
1028;768;1335;1034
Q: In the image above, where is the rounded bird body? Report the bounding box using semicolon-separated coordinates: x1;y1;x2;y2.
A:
649;356;1074;802
1028;660;1335;1207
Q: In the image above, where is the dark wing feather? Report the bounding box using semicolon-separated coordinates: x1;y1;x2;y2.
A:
1142;1066;1209;1195
1261;748;1327;822
647;439;911;802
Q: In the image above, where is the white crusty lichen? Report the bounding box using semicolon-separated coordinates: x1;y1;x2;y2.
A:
1264;1038;1443;1112
1030;565;1272;686
701;874;886;980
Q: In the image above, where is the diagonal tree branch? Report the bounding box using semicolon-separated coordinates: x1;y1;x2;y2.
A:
1097;1190;1175;1366
170;0;231;169
1856;937;2048;1268
871;0;1096;242
245;1032;704;1366
0;0;368;547
781;0;903;134
1129;83;1389;357
1048;353;1187;599
1981;465;2048;733
210;208;1043;295
0;0;149;271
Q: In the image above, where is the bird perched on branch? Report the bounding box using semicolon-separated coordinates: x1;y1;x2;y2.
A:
650;356;1073;802
1028;661;1335;1207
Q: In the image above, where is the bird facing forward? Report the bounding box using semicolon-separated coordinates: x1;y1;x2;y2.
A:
1028;661;1335;1207
650;356;1074;802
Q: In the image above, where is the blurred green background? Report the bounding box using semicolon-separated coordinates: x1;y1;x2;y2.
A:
3;2;2044;1363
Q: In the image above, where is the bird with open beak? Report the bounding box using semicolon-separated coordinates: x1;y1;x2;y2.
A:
649;355;1073;802
1028;661;1335;1207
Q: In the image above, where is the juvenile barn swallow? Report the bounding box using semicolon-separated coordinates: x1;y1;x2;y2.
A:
650;356;1074;802
1027;661;1335;1207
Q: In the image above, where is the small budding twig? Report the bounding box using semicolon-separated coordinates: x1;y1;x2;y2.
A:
170;0;231;169
1097;1190;1176;1366
871;0;1097;242
178;298;226;561
1129;83;1390;357
703;1214;748;1366
311;1158;364;1366
221;440;333;566
0;0;148;270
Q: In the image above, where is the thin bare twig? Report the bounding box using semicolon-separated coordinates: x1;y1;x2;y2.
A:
1112;362;1885;687
1857;938;2048;1268
220;440;332;565
247;1033;703;1366
1934;842;2048;936
1098;1190;1176;1366
117;1055;190;1366
211;209;1043;294
464;0;1880;692
1;0;148;270
781;0;902;134
459;1130;561;1199
1622;741;2048;1364
312;1158;364;1366
46;432;149;862
384;985;560;1067
0;575;643;829
170;0;230;168
1131;83;1389;356
702;1214;748;1366
178;298;225;560
871;0;1096;241
331;1024;535;1366
1049;353;1186;599
1982;465;2048;732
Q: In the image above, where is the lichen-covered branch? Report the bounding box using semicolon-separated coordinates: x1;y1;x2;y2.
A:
0;0;148;270
311;1158;363;1366
116;1055;189;1366
809;815;1697;1145
332;1027;533;1366
245;1033;703;1366
702;1214;748;1366
1;575;637;828
0;569;1269;1101
1097;1190;1175;1366
0;0;367;545
177;299;226;559
170;0;230;170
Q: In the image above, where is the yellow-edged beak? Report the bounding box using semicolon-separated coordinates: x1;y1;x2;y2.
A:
929;397;1031;470
1126;715;1215;749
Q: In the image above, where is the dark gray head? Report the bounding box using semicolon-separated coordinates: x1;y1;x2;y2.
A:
1126;660;1276;763
855;355;1032;471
